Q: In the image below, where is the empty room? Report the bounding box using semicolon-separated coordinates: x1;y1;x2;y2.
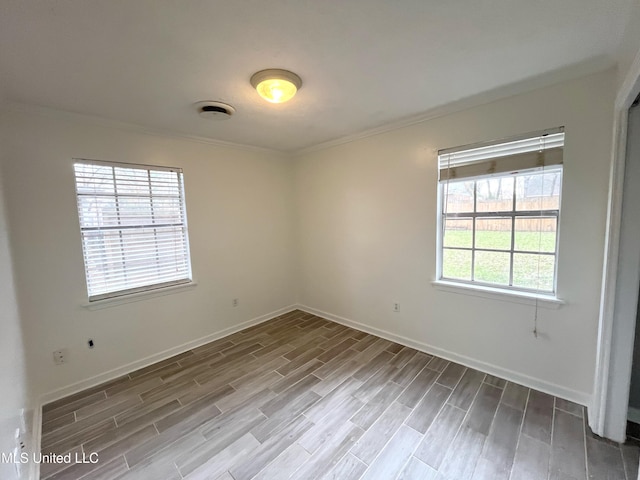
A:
2;1;640;479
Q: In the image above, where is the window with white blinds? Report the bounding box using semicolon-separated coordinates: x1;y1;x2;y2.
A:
74;160;192;301
438;128;564;294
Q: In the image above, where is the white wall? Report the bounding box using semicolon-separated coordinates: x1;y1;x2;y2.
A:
294;70;616;403
0;109;296;401
0;147;28;479
0;69;619;416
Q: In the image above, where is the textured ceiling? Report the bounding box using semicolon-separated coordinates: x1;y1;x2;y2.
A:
0;0;634;151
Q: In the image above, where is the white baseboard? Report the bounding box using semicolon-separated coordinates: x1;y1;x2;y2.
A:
38;304;297;407
29;302;298;473
296;304;591;407
30;304;297;478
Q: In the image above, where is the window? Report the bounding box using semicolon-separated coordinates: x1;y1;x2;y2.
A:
74;160;192;301
438;129;564;294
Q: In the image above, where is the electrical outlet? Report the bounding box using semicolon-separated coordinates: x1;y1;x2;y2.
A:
53;349;67;365
393;302;400;312
14;424;27;479
15;427;25;451
232;298;239;307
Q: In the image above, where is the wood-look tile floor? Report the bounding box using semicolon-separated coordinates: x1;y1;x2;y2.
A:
40;310;639;480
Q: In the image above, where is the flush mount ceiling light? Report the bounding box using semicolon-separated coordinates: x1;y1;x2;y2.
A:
250;69;302;104
195;101;235;120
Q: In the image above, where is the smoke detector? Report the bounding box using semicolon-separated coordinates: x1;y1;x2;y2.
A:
195;101;235;120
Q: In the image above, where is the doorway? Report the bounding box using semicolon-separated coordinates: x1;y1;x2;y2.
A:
626;100;640;442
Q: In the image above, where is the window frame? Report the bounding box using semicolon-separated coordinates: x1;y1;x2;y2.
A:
437;170;562;295
435;131;564;298
73;158;193;302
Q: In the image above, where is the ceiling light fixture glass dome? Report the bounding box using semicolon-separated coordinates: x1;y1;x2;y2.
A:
250;69;302;104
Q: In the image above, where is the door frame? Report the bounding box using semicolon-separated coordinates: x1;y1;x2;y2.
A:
591;54;640;442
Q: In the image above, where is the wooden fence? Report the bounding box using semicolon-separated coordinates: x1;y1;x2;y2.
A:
446;198;558;232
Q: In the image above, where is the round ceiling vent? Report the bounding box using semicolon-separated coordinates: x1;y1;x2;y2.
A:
195;101;235;120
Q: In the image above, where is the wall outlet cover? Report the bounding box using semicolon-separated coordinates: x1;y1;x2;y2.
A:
53;349;68;365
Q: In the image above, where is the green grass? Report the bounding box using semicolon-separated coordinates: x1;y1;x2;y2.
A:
442;230;556;291
444;230;556;252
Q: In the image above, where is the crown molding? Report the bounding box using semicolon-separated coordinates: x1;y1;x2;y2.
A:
2;60;615;158
2;101;283;155
293;60;616;156
292;101;475;156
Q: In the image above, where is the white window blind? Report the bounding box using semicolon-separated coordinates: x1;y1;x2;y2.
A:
74;160;192;301
438;129;564;181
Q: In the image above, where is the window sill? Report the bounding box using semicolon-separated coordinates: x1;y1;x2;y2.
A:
82;281;198;310
431;280;564;309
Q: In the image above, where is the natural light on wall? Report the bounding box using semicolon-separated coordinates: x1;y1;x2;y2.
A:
438;129;564;295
